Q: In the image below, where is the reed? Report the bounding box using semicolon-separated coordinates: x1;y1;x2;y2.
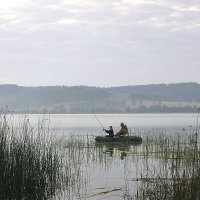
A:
0;115;66;200
128;127;200;200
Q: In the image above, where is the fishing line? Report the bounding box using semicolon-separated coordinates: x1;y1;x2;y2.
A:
94;114;105;130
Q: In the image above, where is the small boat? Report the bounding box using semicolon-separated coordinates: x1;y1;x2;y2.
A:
95;135;142;143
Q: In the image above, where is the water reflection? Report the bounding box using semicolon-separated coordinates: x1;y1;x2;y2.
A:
95;141;142;161
103;145;129;160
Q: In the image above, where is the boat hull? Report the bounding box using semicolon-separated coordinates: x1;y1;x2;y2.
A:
95;136;142;143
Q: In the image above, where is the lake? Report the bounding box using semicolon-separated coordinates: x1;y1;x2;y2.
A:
8;113;200;199
12;113;198;141
14;112;198;130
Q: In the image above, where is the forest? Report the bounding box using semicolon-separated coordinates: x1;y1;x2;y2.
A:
0;82;199;113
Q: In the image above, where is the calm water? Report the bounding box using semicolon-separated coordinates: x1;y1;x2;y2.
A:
14;113;198;130
12;113;198;140
11;113;200;199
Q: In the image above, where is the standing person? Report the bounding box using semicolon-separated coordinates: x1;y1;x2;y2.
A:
103;126;114;137
115;122;129;136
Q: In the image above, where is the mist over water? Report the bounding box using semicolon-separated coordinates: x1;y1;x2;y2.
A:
12;113;197;128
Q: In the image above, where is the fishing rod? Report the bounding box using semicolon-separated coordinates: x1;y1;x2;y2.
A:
94;114;105;130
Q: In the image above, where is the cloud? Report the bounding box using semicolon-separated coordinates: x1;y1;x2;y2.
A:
0;0;200;86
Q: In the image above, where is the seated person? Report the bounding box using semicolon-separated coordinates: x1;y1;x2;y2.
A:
115;122;129;137
103;126;114;137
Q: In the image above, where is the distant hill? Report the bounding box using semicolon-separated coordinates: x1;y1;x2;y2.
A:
0;82;199;113
109;82;200;102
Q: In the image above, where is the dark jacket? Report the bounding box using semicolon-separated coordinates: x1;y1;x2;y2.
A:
104;128;114;137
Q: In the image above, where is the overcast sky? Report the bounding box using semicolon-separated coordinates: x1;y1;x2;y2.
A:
0;0;200;87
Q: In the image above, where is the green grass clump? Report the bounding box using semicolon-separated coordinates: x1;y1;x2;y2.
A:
0;115;63;200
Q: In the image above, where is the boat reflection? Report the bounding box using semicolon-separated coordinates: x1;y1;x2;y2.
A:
95;140;142;160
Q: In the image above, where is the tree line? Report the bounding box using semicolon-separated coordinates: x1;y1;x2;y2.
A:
0;83;199;113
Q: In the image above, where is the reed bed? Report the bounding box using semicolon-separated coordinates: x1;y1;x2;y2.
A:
0;114;80;200
123;127;200;200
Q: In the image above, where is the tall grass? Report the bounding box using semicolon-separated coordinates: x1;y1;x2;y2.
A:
123;127;200;200
0;114;65;200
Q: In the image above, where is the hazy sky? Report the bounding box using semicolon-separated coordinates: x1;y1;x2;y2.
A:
0;0;200;87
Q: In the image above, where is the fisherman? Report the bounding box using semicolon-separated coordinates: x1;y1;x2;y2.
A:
115;122;129;137
103;126;114;137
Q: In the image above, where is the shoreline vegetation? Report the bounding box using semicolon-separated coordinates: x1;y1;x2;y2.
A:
1;110;200;199
6;106;198;114
0;114;89;200
0;114;64;199
127;131;200;200
126;108;200;199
